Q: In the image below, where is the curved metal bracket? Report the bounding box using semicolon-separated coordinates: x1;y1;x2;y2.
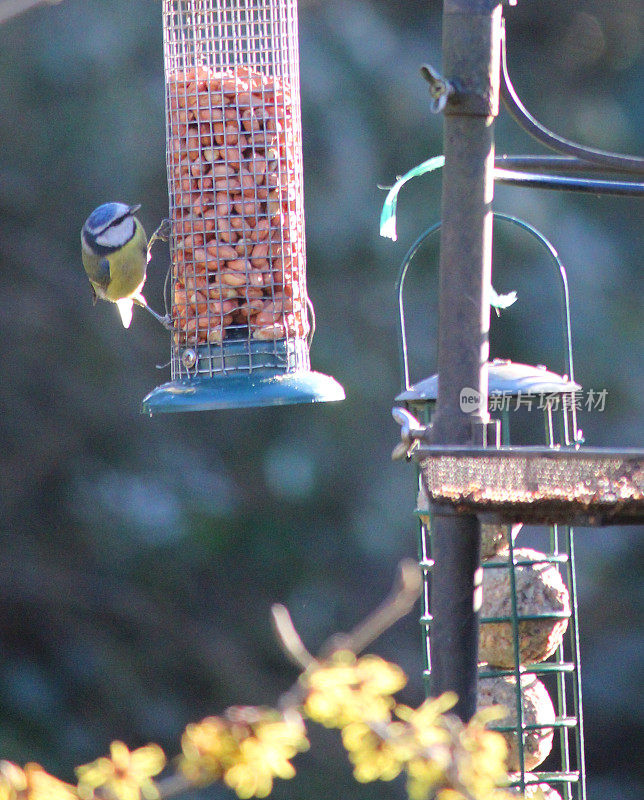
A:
500;20;644;176
395;214;577;399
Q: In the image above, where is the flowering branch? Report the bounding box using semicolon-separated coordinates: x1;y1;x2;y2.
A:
0;560;522;800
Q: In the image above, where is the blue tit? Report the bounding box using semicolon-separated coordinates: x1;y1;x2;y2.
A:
81;202;170;328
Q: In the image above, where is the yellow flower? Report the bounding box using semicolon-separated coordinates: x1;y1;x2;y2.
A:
406;754;450;800
253;716;309;777
341;721;405;783
303;654;407;729
223;710;308;799
24;764;77;800
181;709;308;798
76;741;165;800
395;697;456;758
454;719;508;797
397;693;458;728
180;717;236;784
0;762;77;800
224;738;274;799
354;655;407;696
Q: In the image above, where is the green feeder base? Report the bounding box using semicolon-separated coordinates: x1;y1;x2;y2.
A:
142;369;345;414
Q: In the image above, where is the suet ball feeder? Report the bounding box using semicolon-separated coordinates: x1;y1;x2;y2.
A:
393;219;590;798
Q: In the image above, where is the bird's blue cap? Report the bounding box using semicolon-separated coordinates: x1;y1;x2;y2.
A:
84;202;140;235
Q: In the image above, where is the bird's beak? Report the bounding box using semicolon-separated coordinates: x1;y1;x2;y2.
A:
129;203;142;215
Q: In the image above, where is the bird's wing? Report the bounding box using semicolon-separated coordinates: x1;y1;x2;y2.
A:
94;257;112;292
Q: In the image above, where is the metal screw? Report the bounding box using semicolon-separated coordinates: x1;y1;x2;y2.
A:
391;406;429;460
181;348;197;369
420;63;455;113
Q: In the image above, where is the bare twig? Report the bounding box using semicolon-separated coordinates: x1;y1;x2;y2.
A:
270;603;317;670
154;772;192;800
319;558;422;658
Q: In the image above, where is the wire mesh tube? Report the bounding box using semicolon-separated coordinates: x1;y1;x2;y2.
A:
163;0;308;378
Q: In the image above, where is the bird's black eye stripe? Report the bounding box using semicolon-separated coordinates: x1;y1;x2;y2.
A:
106;209;132;230
83;228;114;256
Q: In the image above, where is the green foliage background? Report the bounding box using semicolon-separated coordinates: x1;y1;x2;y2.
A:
0;1;641;798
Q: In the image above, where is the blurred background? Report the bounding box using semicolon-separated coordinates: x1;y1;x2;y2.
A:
0;0;641;798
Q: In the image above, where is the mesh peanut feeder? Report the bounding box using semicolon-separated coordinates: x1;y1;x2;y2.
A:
143;0;344;413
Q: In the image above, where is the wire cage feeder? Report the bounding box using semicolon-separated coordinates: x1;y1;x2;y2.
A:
408;374;589;799
142;0;344;413
393;216;596;798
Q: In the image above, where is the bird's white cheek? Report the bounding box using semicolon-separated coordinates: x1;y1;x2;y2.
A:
96;218;135;249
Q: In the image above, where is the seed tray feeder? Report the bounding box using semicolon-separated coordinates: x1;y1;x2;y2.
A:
412;445;643;527
142;0;344;413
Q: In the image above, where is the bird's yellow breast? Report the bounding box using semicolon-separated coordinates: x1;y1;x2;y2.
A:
102;243;147;302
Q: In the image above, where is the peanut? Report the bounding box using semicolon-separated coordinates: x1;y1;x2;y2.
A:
263;296;293;314
207;283;240;301
253;322;286;341
183;274;208;294
237;297;266;318
253;308;284;326
189;290;208;315
241;107;261;132
219;270;247;288
250;218;270;242
169;65;305;347
207;326;225;344
251;243;269;260
206;243;237;260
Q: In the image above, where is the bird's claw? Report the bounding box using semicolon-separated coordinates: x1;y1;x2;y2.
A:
147;218;172;259
157;313;173;331
155;218;172;241
147;308;173;330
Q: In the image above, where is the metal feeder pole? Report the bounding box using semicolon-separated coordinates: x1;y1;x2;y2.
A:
428;0;502;721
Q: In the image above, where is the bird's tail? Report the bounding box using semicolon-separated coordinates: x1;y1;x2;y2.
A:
116;298;134;328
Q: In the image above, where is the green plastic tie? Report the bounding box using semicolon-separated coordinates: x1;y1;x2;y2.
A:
380;155;518;314
379;155;445;241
